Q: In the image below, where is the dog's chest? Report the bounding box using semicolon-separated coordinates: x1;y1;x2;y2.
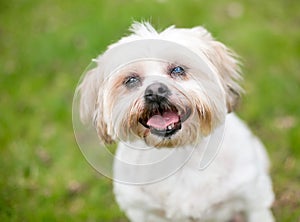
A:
113;145;242;221
114;164;243;222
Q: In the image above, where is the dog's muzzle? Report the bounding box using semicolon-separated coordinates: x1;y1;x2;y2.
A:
139;82;191;138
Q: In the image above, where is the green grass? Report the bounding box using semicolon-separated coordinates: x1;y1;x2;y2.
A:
0;0;299;221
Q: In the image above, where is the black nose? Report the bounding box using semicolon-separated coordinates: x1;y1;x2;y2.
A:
144;82;170;102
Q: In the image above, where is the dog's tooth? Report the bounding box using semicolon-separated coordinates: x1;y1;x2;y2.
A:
167;123;175;130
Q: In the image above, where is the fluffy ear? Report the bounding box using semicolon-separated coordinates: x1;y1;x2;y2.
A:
78;66;114;144
192;27;243;112
208;40;242;112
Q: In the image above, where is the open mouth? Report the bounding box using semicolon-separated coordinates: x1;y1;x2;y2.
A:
139;107;191;137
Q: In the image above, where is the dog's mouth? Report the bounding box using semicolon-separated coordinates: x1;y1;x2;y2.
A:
139;107;191;137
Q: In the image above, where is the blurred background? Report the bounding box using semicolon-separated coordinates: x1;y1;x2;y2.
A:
0;0;299;221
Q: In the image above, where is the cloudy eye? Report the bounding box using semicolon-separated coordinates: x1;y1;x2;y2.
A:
123;75;141;89
170;66;185;78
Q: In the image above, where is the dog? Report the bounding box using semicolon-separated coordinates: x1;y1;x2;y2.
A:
77;22;275;222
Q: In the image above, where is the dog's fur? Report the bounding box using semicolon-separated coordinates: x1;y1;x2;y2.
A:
78;22;275;222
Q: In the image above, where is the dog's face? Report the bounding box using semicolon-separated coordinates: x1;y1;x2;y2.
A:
78;22;242;148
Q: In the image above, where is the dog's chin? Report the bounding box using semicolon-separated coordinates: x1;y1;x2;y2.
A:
140;124;195;148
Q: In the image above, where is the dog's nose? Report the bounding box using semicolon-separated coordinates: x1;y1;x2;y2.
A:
144;82;170;102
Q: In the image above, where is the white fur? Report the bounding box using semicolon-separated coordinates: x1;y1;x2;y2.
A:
114;114;274;222
78;22;275;222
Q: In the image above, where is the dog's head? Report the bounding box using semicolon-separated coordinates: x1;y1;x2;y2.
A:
78;22;242;148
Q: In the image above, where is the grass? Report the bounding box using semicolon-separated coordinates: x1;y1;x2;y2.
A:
0;0;299;221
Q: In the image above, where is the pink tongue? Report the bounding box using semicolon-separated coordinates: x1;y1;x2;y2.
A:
147;111;179;130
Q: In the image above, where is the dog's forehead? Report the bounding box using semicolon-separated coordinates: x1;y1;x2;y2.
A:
124;60;166;71
141;60;167;75
113;60;168;78
99;39;215;78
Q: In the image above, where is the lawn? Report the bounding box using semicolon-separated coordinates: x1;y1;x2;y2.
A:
0;0;299;221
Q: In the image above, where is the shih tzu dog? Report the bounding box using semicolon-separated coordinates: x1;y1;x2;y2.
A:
77;22;275;222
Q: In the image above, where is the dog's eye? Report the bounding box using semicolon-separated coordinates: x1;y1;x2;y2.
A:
170;66;185;78
123;76;141;89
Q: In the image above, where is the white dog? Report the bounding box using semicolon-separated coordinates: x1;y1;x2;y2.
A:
78;22;275;222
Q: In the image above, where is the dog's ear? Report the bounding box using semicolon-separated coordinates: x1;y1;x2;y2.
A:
78;66;114;144
191;27;243;112
207;40;242;113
